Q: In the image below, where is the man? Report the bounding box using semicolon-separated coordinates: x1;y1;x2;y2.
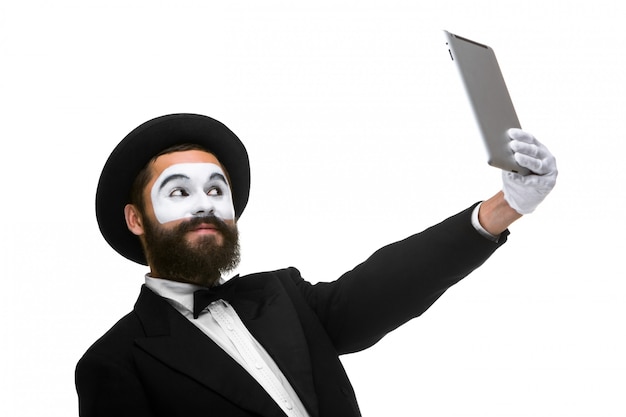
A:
76;113;557;416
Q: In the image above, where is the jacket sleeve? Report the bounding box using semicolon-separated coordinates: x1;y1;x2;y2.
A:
76;351;155;417
291;203;508;354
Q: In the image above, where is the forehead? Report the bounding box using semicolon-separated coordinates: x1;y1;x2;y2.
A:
150;150;224;180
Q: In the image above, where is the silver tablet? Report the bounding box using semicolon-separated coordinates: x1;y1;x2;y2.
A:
444;30;530;175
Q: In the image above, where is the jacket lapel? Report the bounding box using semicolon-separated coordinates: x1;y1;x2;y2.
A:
231;275;319;417
132;285;287;417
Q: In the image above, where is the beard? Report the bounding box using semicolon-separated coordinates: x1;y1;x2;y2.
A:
141;214;240;287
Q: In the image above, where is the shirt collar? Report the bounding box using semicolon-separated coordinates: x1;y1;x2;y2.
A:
146;272;238;309
144;275;224;312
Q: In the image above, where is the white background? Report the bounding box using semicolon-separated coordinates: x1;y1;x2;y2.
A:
2;1;625;416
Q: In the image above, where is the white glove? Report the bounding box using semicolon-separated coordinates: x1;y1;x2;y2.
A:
502;128;558;215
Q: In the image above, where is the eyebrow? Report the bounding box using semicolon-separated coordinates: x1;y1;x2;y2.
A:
158;172;227;191
209;172;228;184
158;174;190;191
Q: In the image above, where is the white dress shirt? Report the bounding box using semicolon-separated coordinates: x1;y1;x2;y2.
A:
145;276;310;417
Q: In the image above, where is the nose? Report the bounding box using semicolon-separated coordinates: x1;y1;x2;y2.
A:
190;193;215;217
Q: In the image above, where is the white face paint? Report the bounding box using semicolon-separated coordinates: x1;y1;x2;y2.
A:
150;162;235;224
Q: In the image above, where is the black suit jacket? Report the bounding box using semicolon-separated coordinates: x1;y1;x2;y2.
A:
76;205;507;417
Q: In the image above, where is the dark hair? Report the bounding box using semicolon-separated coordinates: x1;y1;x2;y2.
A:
129;143;214;211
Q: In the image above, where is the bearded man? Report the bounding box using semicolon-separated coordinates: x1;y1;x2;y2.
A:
76;113;557;417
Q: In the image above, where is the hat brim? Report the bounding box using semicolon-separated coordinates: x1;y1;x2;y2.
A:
96;113;250;265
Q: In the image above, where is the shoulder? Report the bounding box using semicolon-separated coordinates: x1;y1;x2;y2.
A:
237;267;322;312
77;310;144;368
75;307;156;415
77;286;166;368
239;267;309;289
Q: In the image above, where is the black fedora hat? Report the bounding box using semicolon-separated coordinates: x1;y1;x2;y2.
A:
96;113;250;265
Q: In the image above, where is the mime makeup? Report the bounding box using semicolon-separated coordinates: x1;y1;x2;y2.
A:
150;162;235;224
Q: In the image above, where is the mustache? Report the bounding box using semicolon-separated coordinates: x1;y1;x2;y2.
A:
175;215;233;234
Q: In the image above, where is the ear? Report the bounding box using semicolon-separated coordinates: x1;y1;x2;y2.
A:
124;204;145;236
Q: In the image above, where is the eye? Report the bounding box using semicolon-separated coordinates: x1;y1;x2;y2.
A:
207;187;222;196
169;188;189;197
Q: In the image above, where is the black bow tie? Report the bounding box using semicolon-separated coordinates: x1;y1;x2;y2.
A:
193;275;240;319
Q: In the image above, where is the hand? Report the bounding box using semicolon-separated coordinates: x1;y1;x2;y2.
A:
502;128;558;215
